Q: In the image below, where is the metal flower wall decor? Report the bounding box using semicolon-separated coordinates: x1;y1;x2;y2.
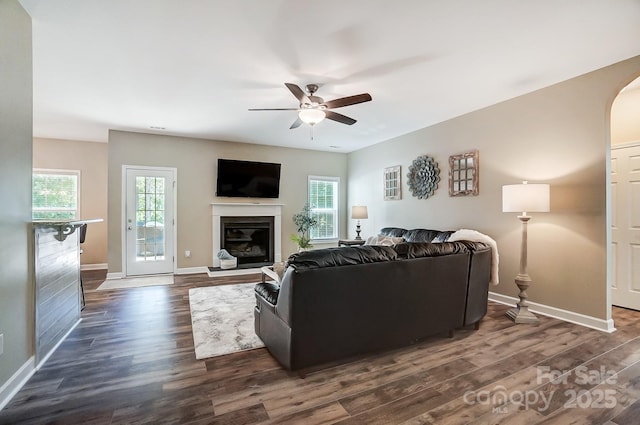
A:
407;155;440;199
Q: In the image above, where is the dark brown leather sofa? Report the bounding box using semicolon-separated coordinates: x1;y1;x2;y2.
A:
254;231;492;371
379;227;492;327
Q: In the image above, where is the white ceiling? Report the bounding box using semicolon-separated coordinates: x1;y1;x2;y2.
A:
19;0;640;153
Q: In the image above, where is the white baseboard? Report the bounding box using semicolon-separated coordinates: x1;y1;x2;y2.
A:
488;291;616;333
0;356;35;412
207;267;263;278
105;271;124;280
36;318;81;370
175;266;209;275
80;263;107;271
108;267;209;278
111;265;245;277
1;318;83;412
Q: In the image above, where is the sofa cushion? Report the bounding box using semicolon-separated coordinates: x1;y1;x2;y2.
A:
379;227;408;238
365;234;405;246
255;282;279;305
393;241;470;258
431;230;455;243
286;245;397;270
403;228;454;243
452;240;490;252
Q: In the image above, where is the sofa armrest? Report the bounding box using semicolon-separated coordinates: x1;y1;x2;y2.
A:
254;297;293;369
255;282;279;305
464;245;492;326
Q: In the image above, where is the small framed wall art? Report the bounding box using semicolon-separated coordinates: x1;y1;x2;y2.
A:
384;165;401;200
449;150;479;197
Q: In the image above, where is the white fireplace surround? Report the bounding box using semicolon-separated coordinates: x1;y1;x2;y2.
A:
211;203;283;268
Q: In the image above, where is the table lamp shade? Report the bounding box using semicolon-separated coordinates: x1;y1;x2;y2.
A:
351;206;368;219
502;183;550;214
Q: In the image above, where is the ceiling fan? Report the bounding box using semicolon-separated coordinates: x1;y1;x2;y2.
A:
249;83;372;129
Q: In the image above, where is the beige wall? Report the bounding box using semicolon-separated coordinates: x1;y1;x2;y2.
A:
611;81;640;145
33;138;108;266
348;55;640;321
0;0;33;395
107;130;348;274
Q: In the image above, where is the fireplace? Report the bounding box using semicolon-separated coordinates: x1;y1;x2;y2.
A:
211;203;283;271
220;216;274;267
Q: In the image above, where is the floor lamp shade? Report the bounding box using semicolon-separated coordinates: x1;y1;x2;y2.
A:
502;182;550;214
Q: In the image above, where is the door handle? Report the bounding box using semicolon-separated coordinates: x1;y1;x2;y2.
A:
128;226;133;230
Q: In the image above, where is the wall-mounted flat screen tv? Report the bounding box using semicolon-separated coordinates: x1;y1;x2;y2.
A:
216;158;281;198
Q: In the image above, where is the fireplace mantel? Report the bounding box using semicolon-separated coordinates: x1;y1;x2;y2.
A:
211;203;283;268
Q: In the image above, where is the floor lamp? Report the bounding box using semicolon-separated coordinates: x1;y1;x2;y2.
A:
351;206;368;240
502;181;550;324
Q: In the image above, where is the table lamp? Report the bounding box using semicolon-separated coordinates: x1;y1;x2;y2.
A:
351;206;368;240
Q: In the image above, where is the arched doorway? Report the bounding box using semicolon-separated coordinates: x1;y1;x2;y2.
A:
610;76;640;311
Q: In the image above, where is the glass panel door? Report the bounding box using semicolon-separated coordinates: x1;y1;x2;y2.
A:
125;167;175;276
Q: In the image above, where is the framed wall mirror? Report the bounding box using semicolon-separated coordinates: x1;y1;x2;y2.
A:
384;165;401;200
449;150;479;197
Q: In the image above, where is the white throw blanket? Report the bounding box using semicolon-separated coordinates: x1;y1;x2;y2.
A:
448;229;499;285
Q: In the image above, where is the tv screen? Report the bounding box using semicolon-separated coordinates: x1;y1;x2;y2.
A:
216;159;281;198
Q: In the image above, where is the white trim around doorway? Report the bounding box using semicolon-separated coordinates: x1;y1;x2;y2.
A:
121;165;178;277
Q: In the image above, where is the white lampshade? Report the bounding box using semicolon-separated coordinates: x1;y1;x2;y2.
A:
351;205;368;219
298;108;326;125
502;181;550;214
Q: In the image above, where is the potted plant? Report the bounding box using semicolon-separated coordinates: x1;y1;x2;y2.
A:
291;203;319;251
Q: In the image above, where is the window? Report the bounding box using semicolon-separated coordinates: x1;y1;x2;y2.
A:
308;176;339;240
32;169;80;220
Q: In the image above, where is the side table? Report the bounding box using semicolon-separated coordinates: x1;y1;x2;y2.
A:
261;265;281;284
338;239;366;247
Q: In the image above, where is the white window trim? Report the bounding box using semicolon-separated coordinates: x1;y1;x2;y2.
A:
32;168;81;219
308;175;340;242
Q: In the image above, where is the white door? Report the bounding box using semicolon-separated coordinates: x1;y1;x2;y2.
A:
611;144;640;310
125;167;176;276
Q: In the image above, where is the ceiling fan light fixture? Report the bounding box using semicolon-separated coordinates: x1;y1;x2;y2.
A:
298;108;326;125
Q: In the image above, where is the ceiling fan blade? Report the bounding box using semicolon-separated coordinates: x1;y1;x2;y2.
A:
289;117;303;129
285;83;309;103
248;108;299;111
323;93;372;109
325;110;357;125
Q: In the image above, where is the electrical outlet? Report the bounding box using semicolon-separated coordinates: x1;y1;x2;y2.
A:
185;250;191;258
0;334;3;356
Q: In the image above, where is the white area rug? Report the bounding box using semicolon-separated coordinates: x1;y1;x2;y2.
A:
97;275;174;290
189;283;264;360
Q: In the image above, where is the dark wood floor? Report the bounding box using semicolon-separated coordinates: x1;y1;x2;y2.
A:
1;270;640;424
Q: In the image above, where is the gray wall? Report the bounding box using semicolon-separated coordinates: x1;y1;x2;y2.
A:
348;55;640;321
107;130;348;273
0;0;33;392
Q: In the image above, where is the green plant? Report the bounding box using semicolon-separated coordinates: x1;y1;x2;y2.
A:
291;203;319;249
